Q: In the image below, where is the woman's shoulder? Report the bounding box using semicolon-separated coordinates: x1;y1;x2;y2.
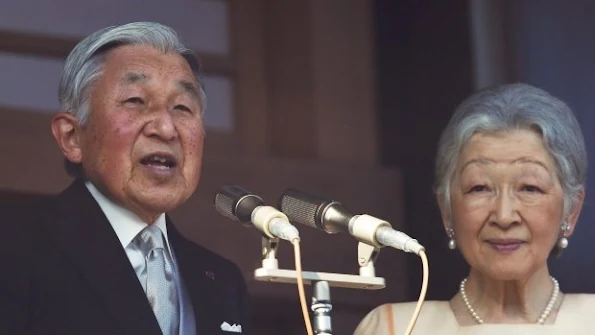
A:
354;301;457;335
542;293;595;330
562;293;595;314
564;293;595;303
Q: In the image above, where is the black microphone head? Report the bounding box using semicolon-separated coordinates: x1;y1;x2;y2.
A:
280;188;352;234
214;185;264;224
279;188;326;229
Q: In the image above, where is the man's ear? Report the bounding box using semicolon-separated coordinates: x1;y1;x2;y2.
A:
565;189;585;237
51;112;83;164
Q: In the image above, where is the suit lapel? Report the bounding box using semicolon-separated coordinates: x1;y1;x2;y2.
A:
40;180;162;335
168;221;227;334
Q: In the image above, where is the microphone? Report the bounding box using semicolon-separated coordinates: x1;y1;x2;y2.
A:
214;185;300;242
279;188;424;254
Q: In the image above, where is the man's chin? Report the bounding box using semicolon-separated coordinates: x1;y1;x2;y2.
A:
148;197;186;211
123;177;198;219
131;194;190;222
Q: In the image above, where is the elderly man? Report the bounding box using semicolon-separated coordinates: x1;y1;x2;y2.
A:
0;22;249;334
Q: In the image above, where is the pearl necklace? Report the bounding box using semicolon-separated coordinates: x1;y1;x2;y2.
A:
459;276;560;325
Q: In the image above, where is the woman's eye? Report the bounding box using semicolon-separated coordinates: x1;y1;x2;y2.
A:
468;185;488;193
522;184;543;193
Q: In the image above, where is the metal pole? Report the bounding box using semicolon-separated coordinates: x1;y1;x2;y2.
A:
311;281;332;335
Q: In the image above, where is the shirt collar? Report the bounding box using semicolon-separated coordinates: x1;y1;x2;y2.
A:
84;181;172;252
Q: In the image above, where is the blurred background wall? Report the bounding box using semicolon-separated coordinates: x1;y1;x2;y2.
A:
0;0;593;333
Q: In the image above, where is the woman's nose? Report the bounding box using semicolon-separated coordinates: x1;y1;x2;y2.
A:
491;191;521;228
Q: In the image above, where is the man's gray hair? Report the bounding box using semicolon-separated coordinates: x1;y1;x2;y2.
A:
435;83;587;218
58;22;206;177
58;21;207;125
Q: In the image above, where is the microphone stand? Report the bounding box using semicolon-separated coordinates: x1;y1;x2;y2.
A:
312;280;332;334
256;237;384;334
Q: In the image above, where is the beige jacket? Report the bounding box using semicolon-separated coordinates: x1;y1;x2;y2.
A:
354;294;595;335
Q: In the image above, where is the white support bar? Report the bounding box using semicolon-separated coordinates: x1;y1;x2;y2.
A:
254;268;385;290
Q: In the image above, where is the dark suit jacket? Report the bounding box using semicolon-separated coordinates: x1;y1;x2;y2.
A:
0;180;250;335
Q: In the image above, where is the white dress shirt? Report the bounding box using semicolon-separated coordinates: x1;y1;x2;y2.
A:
85;181;197;335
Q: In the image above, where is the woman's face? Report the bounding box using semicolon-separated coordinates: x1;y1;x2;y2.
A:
441;129;581;280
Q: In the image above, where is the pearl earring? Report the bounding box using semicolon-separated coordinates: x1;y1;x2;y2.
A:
446;227;456;250
558;221;570;249
557;237;568;249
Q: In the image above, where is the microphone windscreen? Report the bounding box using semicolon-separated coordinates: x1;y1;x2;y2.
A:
214;185;264;223
214;191;236;220
279;188;327;229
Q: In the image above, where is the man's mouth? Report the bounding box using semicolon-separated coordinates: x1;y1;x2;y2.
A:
140;153;178;170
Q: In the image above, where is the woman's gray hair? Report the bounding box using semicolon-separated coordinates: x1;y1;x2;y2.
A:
435;83;587;218
58;21;207;125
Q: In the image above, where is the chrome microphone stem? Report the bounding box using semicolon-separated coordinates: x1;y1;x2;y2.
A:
312;281;333;335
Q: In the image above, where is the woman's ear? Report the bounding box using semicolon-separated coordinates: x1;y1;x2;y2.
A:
437;194;452;231
565;189;585;237
51;112;83;164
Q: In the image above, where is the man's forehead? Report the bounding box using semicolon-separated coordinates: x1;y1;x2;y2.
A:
121;72;149;84
117;70;200;99
115;65;195;81
105;46;196;78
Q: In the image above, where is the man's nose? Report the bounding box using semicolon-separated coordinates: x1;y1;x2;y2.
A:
144;108;178;141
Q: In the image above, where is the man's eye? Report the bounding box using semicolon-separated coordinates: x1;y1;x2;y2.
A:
124;97;144;105
174;104;192;113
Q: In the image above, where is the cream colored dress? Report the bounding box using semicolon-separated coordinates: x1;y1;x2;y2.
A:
354;294;595;335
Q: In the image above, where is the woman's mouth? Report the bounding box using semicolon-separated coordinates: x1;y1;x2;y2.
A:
485;239;526;253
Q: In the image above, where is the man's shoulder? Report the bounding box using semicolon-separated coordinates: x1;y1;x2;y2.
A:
0;180;84;224
0;196;60;261
0;196;53;229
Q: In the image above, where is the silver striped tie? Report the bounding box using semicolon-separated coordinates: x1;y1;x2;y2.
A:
137;225;180;335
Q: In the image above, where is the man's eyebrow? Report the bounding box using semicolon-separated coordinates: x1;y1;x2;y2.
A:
178;80;201;100
119;73;200;101
120;72;149;84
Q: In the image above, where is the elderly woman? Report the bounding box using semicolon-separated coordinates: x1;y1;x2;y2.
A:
355;83;594;334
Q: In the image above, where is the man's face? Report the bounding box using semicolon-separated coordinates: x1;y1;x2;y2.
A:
76;45;205;222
